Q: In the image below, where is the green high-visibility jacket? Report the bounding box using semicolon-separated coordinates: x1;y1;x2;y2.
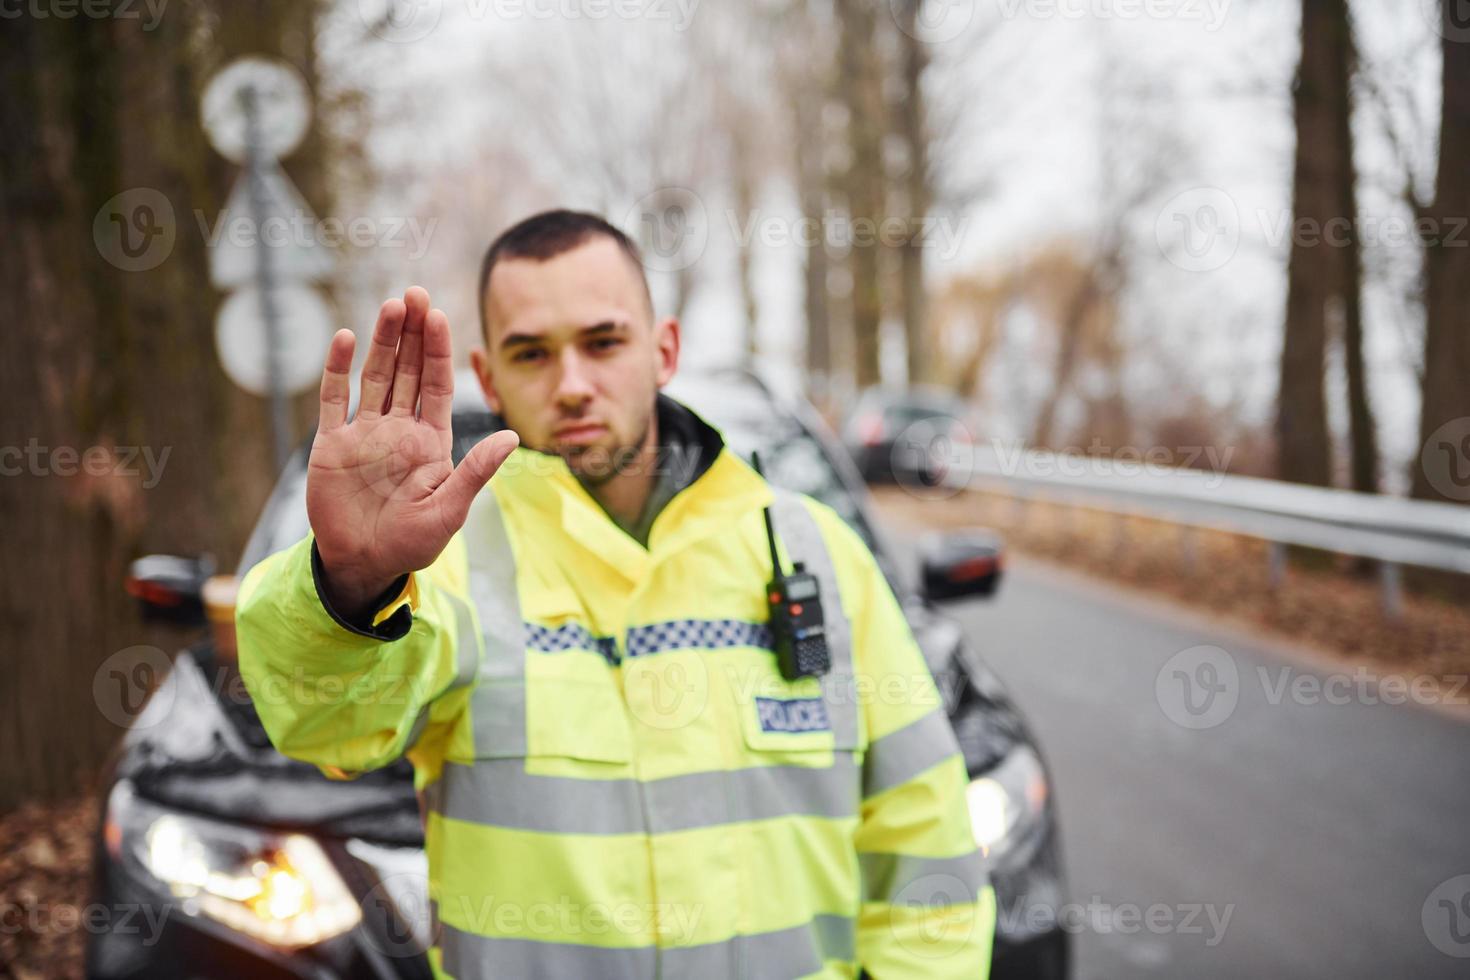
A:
236;404;994;979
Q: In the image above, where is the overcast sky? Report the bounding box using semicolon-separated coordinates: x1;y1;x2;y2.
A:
317;0;1443;490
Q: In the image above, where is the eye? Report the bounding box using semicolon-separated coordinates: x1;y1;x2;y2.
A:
589;336;624;354
512;347;547;364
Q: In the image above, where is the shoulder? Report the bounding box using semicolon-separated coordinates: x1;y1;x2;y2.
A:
784;492;886;598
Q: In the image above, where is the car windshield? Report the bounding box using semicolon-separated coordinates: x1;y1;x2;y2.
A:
673;390;876;552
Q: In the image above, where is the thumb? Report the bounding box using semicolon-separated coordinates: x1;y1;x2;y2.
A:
435;429;520;530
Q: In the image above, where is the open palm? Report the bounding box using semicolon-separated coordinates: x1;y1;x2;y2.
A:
307;286;518;615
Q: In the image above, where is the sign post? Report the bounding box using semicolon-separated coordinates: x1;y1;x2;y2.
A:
202;57;330;470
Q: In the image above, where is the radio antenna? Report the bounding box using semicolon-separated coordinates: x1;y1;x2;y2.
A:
751;452;783;576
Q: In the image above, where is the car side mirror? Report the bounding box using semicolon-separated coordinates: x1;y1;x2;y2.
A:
126;554;215;626
920;530;1004;602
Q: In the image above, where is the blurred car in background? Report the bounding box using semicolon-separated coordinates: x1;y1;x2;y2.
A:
843;385;976;488
86;371;1065;980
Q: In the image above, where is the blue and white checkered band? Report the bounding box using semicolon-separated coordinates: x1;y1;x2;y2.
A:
625;619;774;658
524;623;619;664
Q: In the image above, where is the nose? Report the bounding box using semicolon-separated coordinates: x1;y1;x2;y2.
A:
553;347;596;411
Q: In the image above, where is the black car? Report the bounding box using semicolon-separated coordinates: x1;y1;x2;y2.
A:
842;386;977;488
87;371;1068;980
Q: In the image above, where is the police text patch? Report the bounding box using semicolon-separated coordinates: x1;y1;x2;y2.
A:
755;696;831;734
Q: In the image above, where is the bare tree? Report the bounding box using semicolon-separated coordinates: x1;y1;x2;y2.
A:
889;0;933;385
1413;0;1470;503
835;0;887;390
0;0;334;811
1330;5;1379;494
1277;0;1352;488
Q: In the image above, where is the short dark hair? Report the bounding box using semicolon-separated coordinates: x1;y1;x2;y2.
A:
476;209;652;341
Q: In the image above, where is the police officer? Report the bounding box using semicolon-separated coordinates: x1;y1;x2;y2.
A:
237;210;994;979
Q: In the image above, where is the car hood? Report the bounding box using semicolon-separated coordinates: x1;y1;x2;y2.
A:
116;646;424;845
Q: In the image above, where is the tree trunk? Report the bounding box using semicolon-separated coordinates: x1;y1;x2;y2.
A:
836;0;886;390
0;1;331;813
731;126;761;372
792;82;831;403
1413;0;1470;504
1332;8;1378;495
891;0;932;385
1276;0;1343;488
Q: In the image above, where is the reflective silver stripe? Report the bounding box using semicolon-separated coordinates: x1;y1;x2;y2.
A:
437;914;856;980
404;590;482;752
439;923;654;980
858;849;989;904
463;488;528;756
661;914;856;976
863;707;961;799
430;755;860;833
443;590;482;691
769;490;859;749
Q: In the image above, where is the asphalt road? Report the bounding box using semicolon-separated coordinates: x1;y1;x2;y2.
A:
940;554;1470;979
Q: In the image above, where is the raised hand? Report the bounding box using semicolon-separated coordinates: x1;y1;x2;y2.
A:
306;286;519;618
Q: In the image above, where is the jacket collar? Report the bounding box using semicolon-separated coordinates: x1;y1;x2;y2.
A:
487;395;772;581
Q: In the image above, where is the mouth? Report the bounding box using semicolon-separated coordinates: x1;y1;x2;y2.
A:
554;422;609;446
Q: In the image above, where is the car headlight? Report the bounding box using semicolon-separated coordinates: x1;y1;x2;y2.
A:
106;781;361;948
966;745;1048;865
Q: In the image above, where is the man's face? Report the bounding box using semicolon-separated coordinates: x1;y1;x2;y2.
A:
470;236;679;482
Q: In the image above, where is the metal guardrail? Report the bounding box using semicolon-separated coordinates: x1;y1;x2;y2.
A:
946;444;1470;618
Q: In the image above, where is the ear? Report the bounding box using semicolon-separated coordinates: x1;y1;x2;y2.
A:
653;316;681;388
469;346;503;415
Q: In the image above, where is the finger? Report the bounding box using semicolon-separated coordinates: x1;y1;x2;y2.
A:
434;429;520;531
420;308;455;433
358;298;407;420
390;286;431;416
318;329;356;432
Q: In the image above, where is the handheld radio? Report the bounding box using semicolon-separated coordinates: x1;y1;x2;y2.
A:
752;452;831;681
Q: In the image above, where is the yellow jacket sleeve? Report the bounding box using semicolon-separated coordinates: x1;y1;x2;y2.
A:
235;532;481;782
811;504;996;980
